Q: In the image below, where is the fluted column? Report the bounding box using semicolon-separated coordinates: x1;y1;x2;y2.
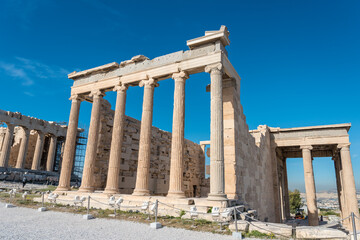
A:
279;172;286;222
79;90;104;192
206;63;227;201
283;158;291;219
31;131;45;170
0;123;15;168
167;71;188;198
57;94;82;191
301;145;319;226
46;135;57;172
15;128;30;169
133;78;158;196
104;84;128;194
334;155;346;219
339;144;360;230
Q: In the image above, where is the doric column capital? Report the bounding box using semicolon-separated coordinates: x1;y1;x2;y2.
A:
172;71;189;82
205;63;223;74
69;94;83;102
300;145;313;151
338;143;351;151
113;83;129;92
89;90;105;99
139;78;159;88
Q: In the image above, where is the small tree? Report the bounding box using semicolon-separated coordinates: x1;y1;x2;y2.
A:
289;189;303;214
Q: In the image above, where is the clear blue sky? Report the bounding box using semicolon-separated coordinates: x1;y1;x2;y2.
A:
0;0;359;192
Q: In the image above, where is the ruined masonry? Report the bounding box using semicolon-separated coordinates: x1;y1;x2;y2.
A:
0;110;68;173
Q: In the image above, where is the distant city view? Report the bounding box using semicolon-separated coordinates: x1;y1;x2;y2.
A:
300;191;360;210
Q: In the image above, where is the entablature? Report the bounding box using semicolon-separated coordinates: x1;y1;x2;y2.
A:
67;26;241;98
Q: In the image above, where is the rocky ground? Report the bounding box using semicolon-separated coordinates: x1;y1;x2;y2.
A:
0;201;237;240
0;181;51;191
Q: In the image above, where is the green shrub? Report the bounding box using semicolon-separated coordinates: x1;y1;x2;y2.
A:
179;210;186;218
244;230;275;239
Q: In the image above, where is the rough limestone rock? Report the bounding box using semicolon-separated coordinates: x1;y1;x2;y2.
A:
296;226;347;239
248;222;293;237
229;220;249;232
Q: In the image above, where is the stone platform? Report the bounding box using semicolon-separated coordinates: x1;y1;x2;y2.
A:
0;167;59;182
35;190;235;220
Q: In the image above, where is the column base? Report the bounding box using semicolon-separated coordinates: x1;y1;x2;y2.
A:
226;193;239;200
132;189;150;196
308;217;319;226
78;186;95;193
167;190;186;198
55;186;71;192
103;188;120;194
207;193;227;201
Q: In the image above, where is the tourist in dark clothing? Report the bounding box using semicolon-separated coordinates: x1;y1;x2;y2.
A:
22;177;27;188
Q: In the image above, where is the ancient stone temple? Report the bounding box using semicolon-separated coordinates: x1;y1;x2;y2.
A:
0;110;68;172
55;26;359;230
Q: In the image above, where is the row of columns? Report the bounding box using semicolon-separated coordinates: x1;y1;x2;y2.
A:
301;144;359;229
0;123;57;172
57;63;227;201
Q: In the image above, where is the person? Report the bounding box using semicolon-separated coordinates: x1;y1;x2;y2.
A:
75;179;79;188
320;215;323;222
22;176;27;188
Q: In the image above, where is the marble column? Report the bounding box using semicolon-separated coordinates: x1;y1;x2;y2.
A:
104;84;128;194
31;131;45;170
339;144;360;230
205;63;227;201
46;135;57;172
15;128;30;169
57;94;82;191
334;155;346;219
279;172;286;222
283;158;291;219
133;78;158;196
79;90;104;192
167;71;188;198
301;145;319;226
0;123;15;168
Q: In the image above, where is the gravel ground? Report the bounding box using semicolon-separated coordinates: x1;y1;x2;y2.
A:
0;201;234;240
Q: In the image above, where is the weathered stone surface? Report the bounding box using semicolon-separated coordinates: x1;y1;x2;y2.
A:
228;220;249;232
90;99;206;197
296;226;347;239
248;222;292;237
0;113;68;172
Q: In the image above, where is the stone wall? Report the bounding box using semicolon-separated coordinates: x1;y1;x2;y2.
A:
92;99;207;197
221;79;277;222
